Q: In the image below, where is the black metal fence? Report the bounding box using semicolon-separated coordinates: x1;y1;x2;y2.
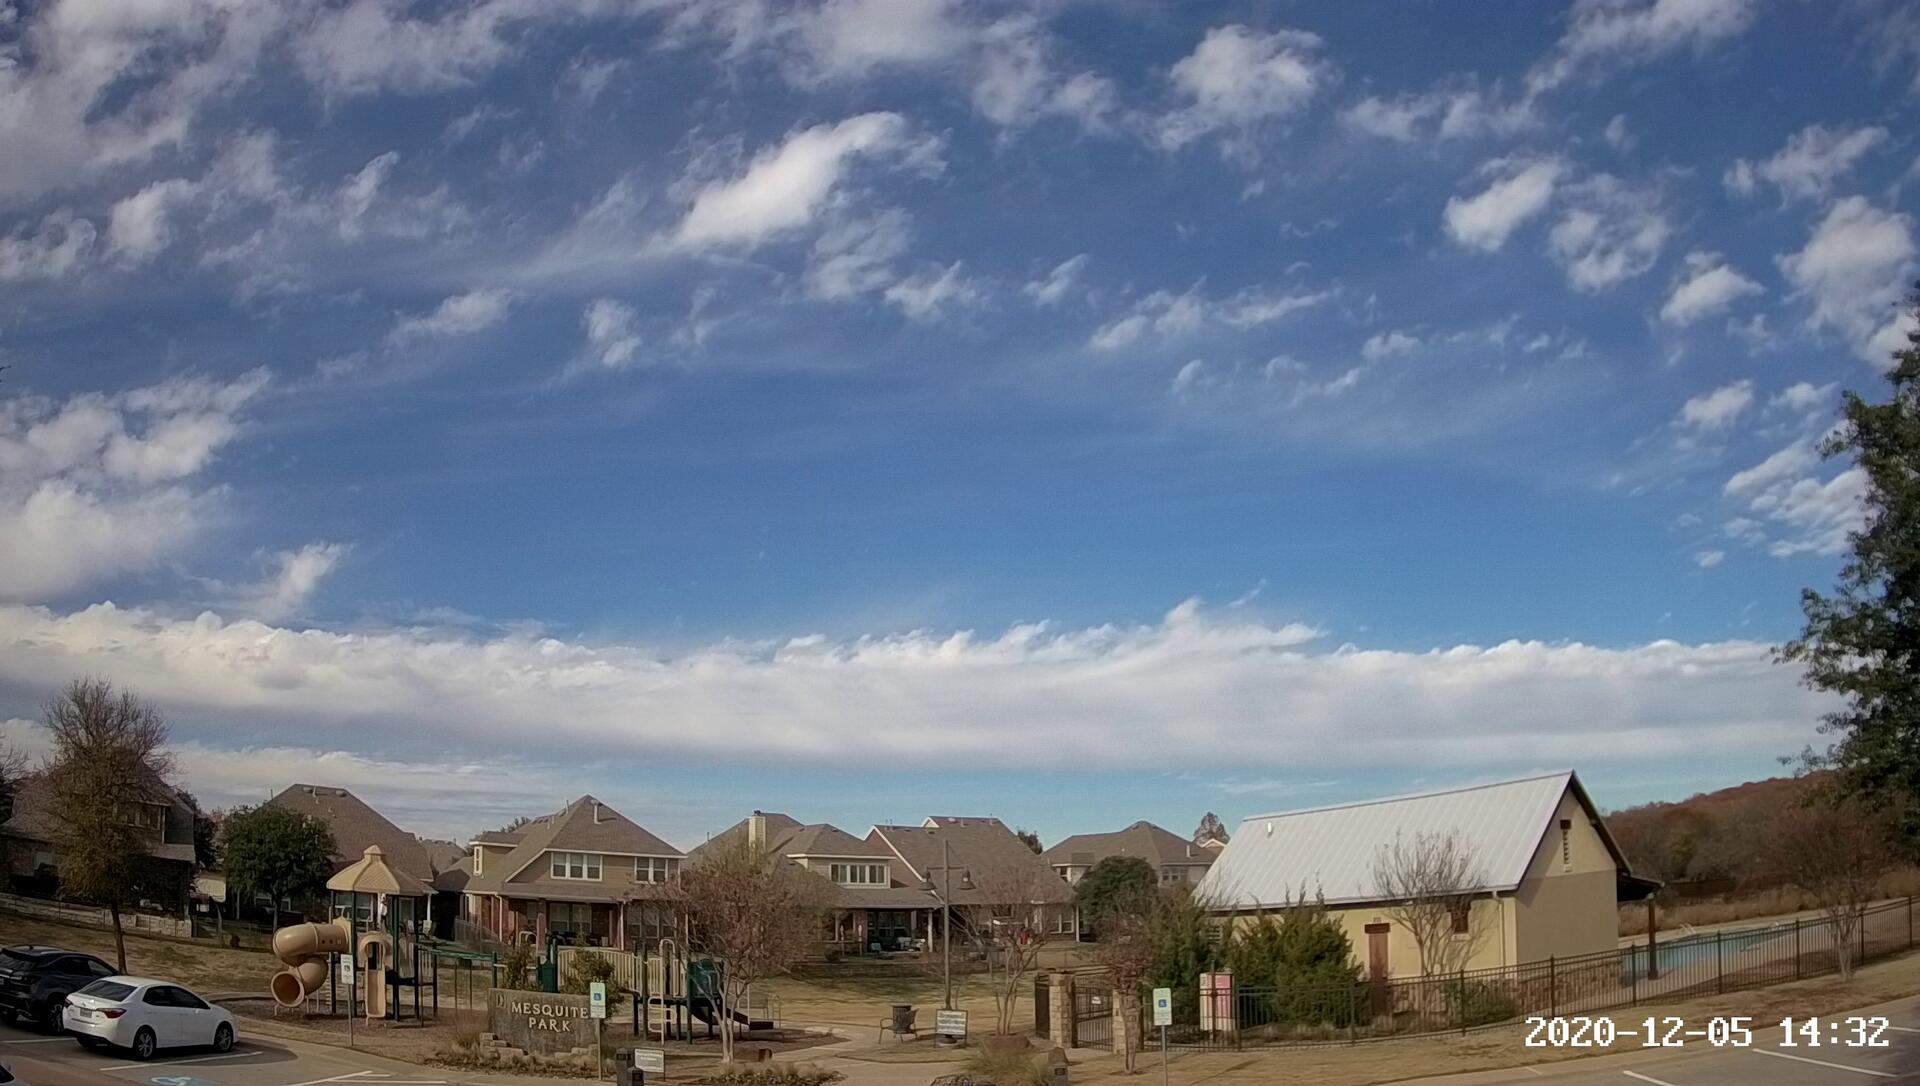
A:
1161;897;1917;1049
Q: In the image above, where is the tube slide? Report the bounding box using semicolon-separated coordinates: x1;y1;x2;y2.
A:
269;919;351;1007
689;998;773;1031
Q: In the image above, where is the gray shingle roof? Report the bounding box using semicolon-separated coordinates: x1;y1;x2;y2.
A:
870;817;1071;907
2;773;197;866
268;784;436;880
1042;821;1216;870
464;795;682;902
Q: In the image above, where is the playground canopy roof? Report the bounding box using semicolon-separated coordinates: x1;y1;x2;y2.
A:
328;844;432;897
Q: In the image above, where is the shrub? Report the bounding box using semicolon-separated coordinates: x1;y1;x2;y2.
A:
561;946;625;1011
960;1047;1047;1086
695;1066;844;1086
1449;979;1517;1028
1227;900;1367;1028
498;942;537;991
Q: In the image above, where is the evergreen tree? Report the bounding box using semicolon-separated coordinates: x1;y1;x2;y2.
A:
1225;897;1365;1026
1145;885;1225;1027
1073;855;1156;927
1781;289;1920;835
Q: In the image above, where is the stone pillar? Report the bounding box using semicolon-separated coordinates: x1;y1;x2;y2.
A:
1047;972;1075;1049
1112;990;1140;1066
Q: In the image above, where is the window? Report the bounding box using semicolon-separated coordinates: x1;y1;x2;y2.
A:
550;852;602;880
636;857;678;884
473;846;482;875
829;862;885;886
1449;901;1472;935
78;980;134;1002
142;986;176;1006
84;959;115;978
1559;818;1572;871
1159;866;1182;884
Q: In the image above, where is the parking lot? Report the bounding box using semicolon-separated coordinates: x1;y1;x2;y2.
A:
0;1016;470;1086
1407;994;1920;1086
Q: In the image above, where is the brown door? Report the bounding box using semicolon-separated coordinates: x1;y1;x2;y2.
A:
1365;923;1391;1018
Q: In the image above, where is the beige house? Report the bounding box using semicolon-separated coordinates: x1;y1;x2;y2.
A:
461;795;685;949
1195;771;1656;980
1043;820;1217;888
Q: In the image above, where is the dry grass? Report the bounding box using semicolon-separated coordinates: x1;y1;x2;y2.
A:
0;911;280;993
1620;875;1920;936
763;969;1034;1033
1066;945;1920;1086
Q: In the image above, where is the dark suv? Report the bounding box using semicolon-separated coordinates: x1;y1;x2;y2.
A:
0;946;116;1031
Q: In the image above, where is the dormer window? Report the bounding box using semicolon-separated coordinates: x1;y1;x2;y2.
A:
551;852;602;880
830;862;886;886
473;846;482;875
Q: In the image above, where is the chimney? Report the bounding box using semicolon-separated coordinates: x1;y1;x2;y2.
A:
592;801;603;824
748;812;766;851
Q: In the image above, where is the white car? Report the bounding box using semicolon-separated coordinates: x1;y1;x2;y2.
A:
0;1058;23;1086
64;977;235;1061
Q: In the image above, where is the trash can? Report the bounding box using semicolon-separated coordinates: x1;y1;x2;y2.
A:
536;961;558;993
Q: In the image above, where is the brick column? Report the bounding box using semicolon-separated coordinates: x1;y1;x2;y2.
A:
1112;990;1140;1065
1047;972;1075;1049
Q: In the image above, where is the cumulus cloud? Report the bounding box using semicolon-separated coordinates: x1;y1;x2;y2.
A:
1341;81;1533;143
106;179;198;265
1778;196;1917;367
389;288;516;342
0;370;269;601
671;113;941;250
1723;438;1818;496
1724;123;1888;203
1024;254;1090;307
1547;174;1671;292
969;15;1118;132
0;599;1834;777
804;210;913;300
1529;0;1757;94
1693;549;1725;568
1361;331;1421;359
1089;284;1333;351
199;542;349;622
1158;25;1335;155
1677;380;1754;430
580;299;642;370
0;211;98;283
883;262;985;321
1660;251;1763;325
1770;382;1833;414
1443;158;1563;251
1720;433;1867;557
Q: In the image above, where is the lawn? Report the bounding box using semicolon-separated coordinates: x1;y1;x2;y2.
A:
0;912;281;994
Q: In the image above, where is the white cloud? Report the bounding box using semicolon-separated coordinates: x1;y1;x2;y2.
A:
1693;549;1724;568
969;16;1118;132
787;0;971;80
0;370;269;601
672;113;941;250
1089;284;1333;351
106;179;197;265
1444;158;1563;251
0;210;97;282
390;288;515;342
1678;379;1754;430
1341;82;1533;143
1724;438;1817;496
202;542;349;622
804;210;913;301
1158;25;1334;154
1660;251;1763;324
1778;196;1917;368
1547;174;1671;292
883;262;984;321
1361;331;1420;360
0;599;1834;777
1604;113;1635;151
1770;382;1833;413
1719;435;1867;557
1528;0;1757;94
1725;123;1888;203
1024;254;1089;307
295;0;634;99
581;299;642;369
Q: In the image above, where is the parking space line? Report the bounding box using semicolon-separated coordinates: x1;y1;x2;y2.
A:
279;1069;379;1086
98;1049;260;1072
1885;1025;1920;1033
1752;1049;1896;1077
1624;1071;1684;1086
0;1037;72;1044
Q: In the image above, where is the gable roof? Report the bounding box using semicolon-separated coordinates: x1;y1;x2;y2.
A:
1195;771;1633;909
870;817;1071;907
464;795;683;901
1042;821;1215;869
782;823;891;858
268;784;434;879
690;811;805;860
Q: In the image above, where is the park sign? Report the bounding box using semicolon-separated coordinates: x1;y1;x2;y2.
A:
935;1009;968;1038
1152;988;1172;1027
590;982;607;1019
489;989;596;1056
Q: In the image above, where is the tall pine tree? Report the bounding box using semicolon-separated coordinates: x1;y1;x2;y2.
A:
1780;288;1920;832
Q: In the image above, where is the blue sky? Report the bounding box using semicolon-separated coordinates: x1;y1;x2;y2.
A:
2;0;1917;847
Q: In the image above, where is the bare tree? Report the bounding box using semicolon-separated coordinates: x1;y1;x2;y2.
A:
974;864;1068;1036
676;838;829;1062
41;678;177;973
1370;830;1488;977
1091;894;1159;1072
1770;796;1892;981
0;739;24;876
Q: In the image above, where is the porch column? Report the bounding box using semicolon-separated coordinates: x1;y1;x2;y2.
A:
616;902;626;950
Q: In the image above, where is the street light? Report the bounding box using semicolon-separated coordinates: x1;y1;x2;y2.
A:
918;838;974;1011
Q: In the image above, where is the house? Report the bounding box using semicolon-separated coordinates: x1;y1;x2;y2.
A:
266;784;438;881
0;773;197;907
868;816;1076;939
460;795;685;950
1195;771;1658;980
695;811;940;955
1043;821;1218;888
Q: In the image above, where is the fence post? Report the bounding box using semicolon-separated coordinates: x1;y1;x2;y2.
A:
1715;930;1724;995
1630;946;1638;1006
1548;956;1556;1018
1457;969;1467;1036
1860;908;1868;964
1349;983;1358;1045
1908;897;1914;950
1794;919;1802;980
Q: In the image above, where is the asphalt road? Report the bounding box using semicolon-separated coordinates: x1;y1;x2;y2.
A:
0;1015;466;1086
1407;994;1920;1086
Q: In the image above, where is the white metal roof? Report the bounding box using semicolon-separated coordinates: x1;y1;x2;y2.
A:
1194;771;1584;909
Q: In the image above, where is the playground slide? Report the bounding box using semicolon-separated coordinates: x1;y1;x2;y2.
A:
357;932;393;1020
269;919;351;1007
689;997;773;1032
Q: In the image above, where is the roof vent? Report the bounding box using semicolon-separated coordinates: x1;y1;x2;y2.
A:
1265;821;1273;836
592;801;604;824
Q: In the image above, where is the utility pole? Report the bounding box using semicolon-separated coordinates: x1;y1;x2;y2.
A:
943;837;953;1011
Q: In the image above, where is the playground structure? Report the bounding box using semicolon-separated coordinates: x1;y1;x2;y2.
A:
627;939;776;1042
266;844;488;1023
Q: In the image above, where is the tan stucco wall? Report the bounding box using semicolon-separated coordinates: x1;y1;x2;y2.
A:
1229;896;1516;979
1510;789;1620;961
